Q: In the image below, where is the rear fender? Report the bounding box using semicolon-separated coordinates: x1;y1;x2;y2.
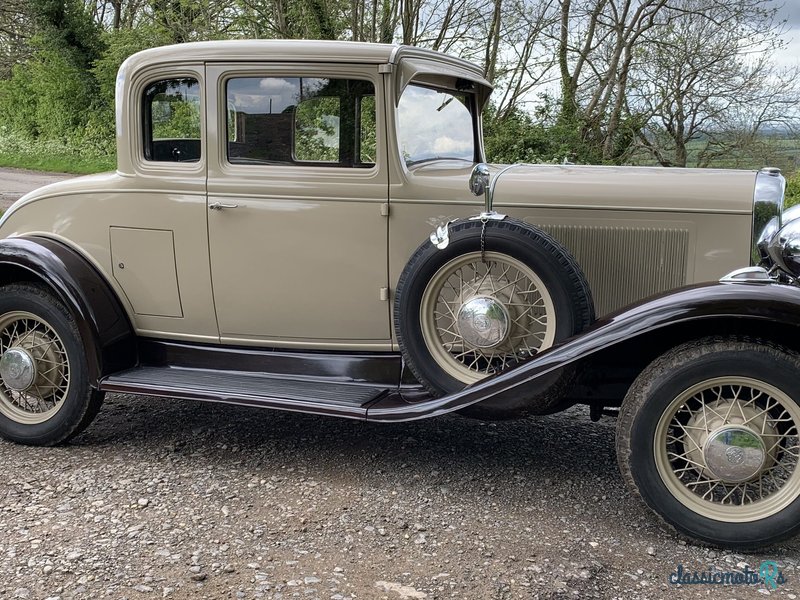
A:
367;281;800;421
0;236;136;384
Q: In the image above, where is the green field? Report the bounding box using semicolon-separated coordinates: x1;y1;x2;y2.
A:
630;136;800;172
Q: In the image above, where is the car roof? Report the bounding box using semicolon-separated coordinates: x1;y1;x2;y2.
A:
123;39;485;79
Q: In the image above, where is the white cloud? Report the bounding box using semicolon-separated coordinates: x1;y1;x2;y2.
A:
433;135;473;154
773;37;800;68
259;78;297;94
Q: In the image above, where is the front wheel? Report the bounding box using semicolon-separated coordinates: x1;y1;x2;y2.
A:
617;338;800;548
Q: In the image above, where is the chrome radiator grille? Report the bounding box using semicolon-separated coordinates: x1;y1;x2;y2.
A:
538;224;690;317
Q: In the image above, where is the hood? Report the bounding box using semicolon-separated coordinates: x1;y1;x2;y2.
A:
405;162;756;215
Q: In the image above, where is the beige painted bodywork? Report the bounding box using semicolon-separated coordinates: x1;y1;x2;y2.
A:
0;40;756;350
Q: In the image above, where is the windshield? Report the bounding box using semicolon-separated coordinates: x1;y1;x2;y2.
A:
397;84;475;165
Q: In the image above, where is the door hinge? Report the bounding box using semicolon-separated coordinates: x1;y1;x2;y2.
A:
379;287;389;301
378;63;394;74
380;203;390;217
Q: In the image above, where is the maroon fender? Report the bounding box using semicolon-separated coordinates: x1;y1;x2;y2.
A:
0;236;136;384
366;281;800;421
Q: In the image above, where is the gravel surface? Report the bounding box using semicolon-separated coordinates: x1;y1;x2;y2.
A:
0;167;74;210
1;397;798;599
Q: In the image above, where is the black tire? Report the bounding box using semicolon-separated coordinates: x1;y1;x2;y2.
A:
617;338;800;548
0;283;104;446
394;217;594;417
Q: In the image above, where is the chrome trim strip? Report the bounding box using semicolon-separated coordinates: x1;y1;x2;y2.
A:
719;266;774;284
752;168;786;266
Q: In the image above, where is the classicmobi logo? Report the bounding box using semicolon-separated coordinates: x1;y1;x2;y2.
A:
668;561;787;589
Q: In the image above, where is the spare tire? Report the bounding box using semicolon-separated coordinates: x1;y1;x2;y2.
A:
394;217;594;418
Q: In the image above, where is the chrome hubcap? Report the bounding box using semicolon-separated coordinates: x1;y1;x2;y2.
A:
456;296;509;349
0;347;36;391
420;252;557;384
703;426;767;483
682;397;779;484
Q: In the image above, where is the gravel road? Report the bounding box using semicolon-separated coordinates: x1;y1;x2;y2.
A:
0;166;798;599
1;399;798;600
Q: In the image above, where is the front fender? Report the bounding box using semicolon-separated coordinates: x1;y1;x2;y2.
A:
0;236;136;384
367;281;800;421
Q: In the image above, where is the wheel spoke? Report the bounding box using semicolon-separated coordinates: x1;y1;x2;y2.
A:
0;312;70;424
421;252;556;379
657;375;800;518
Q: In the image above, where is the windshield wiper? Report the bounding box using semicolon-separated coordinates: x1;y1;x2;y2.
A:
405;156;472;166
436;97;455;112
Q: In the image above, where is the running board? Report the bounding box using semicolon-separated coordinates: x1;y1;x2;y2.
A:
99;367;391;419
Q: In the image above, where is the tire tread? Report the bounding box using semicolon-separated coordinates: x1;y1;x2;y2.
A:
394;217;595;403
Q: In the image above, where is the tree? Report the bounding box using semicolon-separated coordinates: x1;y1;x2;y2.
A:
488;0;558;120
629;0;800;168
30;0;105;66
555;0;670;163
0;0;32;78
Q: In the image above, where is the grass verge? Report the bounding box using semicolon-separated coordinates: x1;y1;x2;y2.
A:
0;150;114;174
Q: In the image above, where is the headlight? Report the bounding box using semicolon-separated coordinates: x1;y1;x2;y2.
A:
781;204;800;226
752;168;786;265
768;218;800;278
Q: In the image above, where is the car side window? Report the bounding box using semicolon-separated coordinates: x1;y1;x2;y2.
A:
226;77;376;167
142;78;201;163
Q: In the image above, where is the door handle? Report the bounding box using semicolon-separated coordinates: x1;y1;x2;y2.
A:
209;202;239;211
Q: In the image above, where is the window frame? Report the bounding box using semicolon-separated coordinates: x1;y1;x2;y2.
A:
128;66;206;177
221;72;379;171
141;76;203;164
395;81;481;167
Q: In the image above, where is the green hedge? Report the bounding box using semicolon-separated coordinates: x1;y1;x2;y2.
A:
787;171;800;208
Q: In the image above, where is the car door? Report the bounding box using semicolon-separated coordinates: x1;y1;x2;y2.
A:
205;63;390;349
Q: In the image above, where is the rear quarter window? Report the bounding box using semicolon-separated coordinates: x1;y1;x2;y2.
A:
142;78;201;163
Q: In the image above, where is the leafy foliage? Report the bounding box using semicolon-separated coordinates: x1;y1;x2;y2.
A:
786;172;800;209
294;96;341;162
0;47;95;140
0;131;115;173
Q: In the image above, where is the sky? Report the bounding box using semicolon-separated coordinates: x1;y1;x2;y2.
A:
775;0;800;68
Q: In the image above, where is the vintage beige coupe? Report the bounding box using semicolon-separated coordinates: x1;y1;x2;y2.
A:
0;40;798;549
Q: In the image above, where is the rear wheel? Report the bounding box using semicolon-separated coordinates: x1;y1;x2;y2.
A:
617;339;800;548
0;283;103;446
395;218;594;417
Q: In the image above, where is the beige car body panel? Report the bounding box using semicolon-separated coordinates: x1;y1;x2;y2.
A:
387;162;753;316
0;40;756;351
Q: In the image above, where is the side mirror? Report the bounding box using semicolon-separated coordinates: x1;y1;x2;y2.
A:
469;163;490;197
469;163;492;213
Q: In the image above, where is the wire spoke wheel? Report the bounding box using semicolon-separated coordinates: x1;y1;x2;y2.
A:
656;376;800;522
0;311;71;425
420;251;556;384
396;218;593;410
